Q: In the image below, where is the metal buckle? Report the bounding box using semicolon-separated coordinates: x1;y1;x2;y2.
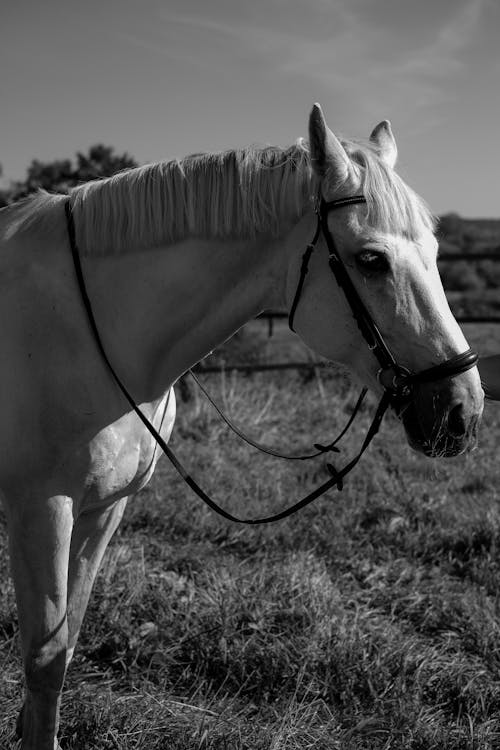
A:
377;365;412;397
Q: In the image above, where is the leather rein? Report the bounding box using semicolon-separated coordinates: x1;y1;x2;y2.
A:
64;196;478;525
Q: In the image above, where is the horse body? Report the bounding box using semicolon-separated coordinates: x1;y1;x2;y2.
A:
0;198;295;749
0;106;484;748
0;216;163;490
0;209;182;748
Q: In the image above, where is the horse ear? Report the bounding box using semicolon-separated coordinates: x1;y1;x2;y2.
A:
308;103;351;182
370;120;397;168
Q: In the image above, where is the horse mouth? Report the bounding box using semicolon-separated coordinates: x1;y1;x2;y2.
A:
400;400;479;458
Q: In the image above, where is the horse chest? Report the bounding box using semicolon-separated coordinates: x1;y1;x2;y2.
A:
79;390;176;513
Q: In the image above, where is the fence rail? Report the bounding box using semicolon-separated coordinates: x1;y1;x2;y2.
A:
196;251;500;375
257;311;500;324
197;316;500;375
438;252;500;261
195;361;330;374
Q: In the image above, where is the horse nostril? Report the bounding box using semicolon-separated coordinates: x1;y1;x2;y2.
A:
448;403;468;438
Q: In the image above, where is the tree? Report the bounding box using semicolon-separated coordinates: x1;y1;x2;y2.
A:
74;144;137;182
18;158;74;197
8;144;138;201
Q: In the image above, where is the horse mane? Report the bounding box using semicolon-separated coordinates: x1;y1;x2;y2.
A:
2;136;435;255
69;142;316;256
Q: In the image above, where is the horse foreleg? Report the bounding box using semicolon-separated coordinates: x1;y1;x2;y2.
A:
66;497;128;667
6;493;73;750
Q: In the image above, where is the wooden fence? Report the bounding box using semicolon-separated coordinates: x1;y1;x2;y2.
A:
195;252;500;375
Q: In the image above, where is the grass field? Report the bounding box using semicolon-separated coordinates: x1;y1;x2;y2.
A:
1;322;500;749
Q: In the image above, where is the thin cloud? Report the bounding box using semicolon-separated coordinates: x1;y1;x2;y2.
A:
156;7;364;88
396;0;487;78
274;0;489;131
116;0;492;135
114;29;185;60
155;2;485;99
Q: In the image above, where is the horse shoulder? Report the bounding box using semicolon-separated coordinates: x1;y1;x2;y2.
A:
78;389;176;514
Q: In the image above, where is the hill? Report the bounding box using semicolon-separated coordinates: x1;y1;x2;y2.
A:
437;215;500;317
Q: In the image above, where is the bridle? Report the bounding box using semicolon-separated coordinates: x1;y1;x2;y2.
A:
288;194;478;411
64;195;478;525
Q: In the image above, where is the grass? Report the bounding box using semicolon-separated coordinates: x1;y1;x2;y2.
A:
1;321;500;749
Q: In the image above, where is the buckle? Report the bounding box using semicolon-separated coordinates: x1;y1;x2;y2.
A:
377;365;413;397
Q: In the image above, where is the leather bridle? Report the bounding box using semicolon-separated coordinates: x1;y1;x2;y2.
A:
288;195;478;412
64;195;478;525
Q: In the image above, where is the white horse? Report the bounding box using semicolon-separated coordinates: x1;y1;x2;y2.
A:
0;105;483;749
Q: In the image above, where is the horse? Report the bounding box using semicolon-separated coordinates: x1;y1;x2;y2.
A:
0;104;483;749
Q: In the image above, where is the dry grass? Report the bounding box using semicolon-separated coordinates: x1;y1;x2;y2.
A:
1;321;500;749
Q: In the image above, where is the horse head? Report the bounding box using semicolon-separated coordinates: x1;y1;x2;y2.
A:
287;104;483;457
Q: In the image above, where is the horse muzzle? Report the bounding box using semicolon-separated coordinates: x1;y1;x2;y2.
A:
375;349;483;457
398;380;483;457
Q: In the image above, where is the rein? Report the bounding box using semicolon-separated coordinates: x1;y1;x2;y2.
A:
64;195;478;525
188;368;368;461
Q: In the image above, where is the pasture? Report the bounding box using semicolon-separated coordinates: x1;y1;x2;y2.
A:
1;319;500;749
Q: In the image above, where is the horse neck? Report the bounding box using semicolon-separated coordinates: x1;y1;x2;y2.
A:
85;233;290;401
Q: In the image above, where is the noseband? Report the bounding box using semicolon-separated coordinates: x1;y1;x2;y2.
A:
65;195;478;525
288;195;478;410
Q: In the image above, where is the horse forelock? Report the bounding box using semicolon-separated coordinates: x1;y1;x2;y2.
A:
342;138;436;241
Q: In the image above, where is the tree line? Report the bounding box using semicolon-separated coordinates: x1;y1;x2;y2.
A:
0;144;137;206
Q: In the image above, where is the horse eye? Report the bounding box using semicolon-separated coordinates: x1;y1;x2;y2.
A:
355;249;389;274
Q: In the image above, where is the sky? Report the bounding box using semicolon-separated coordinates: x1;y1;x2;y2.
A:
1;0;499;217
